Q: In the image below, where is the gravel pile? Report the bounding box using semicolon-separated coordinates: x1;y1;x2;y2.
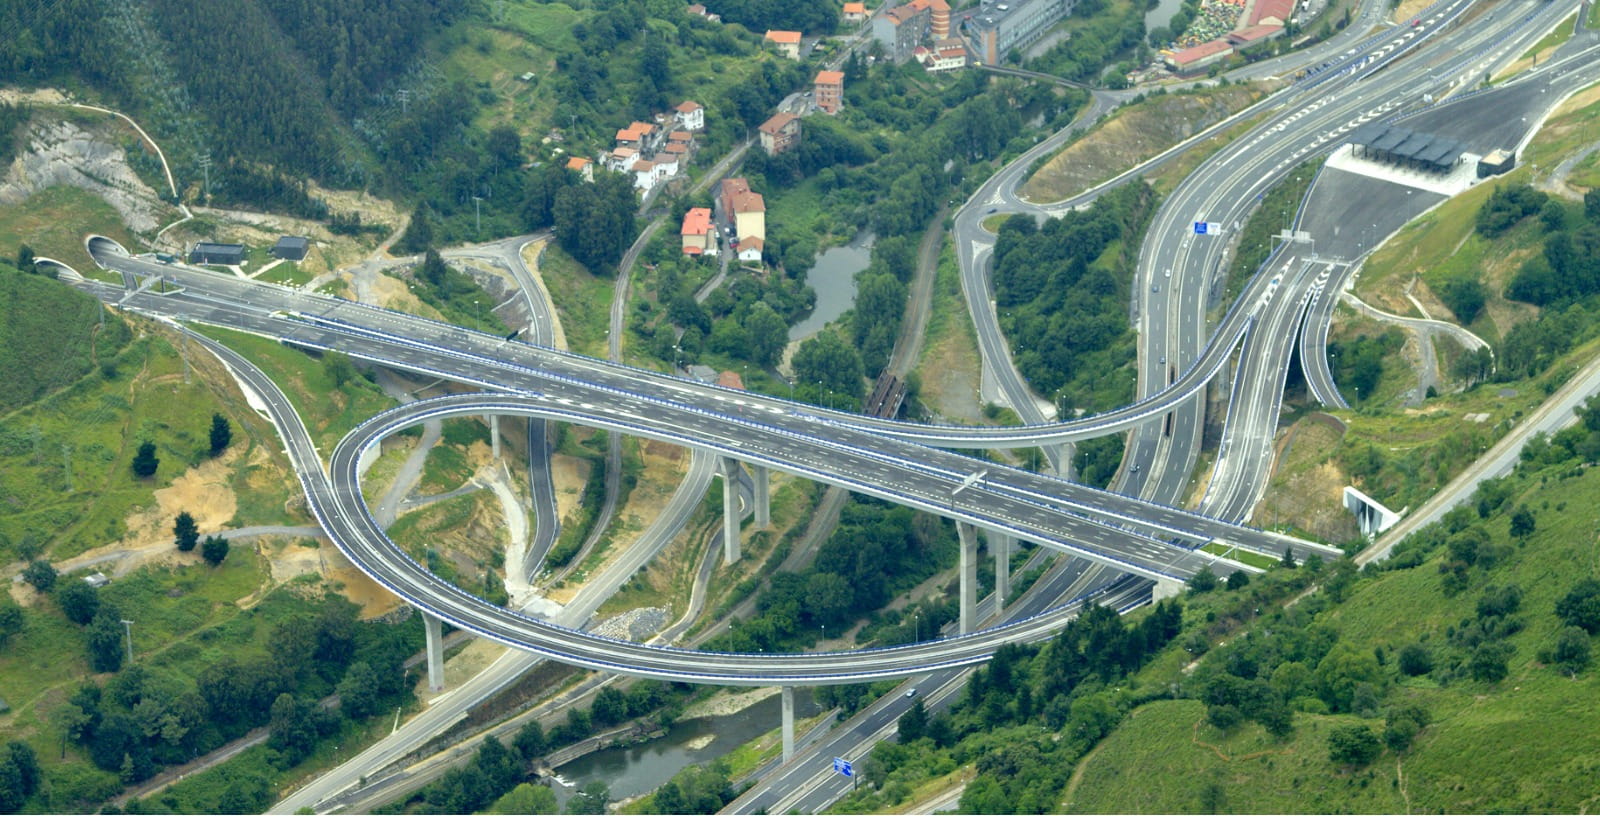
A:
590;606;669;642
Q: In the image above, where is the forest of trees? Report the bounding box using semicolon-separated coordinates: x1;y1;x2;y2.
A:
992;183;1156;413
47;598;421;813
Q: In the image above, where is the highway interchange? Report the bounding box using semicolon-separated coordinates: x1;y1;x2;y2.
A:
57;0;1600;808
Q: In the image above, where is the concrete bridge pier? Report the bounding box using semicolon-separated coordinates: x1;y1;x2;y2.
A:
991;532;1012;613
958;523;978;635
423;610;446;692
1152;577;1184;602
752;465;770;528
489;414;501;460
721;457;742;564
781;686;796;762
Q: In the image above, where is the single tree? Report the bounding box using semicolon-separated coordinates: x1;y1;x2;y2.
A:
1557;578;1600;633
86;611;125;673
898;698;928;742
14;244;36;275
22;560;56;593
1510;506;1536;538
1226;570;1251;591
0;601;23;648
173;511;199;552
131;441;159;478
565;780;610;814
57;581;100;625
1327;724;1382;767
1550;626;1592;676
1281;547;1297;568
1188;566;1219;594
201;535;230;566
208;413;232;456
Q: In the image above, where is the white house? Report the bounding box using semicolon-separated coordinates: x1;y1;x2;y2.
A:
674;100;705;132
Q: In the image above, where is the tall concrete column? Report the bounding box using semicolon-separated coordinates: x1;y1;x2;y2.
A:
958;523;977;635
423;611;445;692
781;686;796;762
752;465;770;528
721;457;741;564
489;414;501;460
991;532;1012;613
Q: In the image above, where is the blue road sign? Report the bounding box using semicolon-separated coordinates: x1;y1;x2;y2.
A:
1193;221;1208;234
833;757;854;777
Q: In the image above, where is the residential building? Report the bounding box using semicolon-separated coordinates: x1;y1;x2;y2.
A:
674;100;705;131
668;130;695;149
916;0;951;37
604;146;637;172
1246;0;1295;27
873;3;930;62
719;177;766;245
758;112;801;155
843;1;868;22
189;242;245;265
916;38;968;71
615;124;645;149
631;159;658;192
271;235;309;261
814;70;844;113
737;237;764;263
686;3;721;21
681;207;716;256
1226;23;1284;49
1162;39;1233;73
962;0;1072;65
565;155;595;182
662;141;691;163
765;29;803;59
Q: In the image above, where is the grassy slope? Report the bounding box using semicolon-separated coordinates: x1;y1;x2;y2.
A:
0;186;142;280
1072;459;1600;814
195;325;396;452
0;264;129;413
538;243;614;359
1021;85;1266;203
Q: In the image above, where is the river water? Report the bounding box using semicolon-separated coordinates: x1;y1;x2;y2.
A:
788;233;873;342
552;688;822;804
1145;0;1186;34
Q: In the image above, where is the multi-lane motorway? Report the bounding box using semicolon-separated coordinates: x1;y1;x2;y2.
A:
59;0;1600;805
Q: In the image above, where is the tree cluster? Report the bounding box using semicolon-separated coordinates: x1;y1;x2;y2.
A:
1505;189;1600;308
992;183;1156;411
710;498;953;653
64;600;416;791
1328;327;1404;404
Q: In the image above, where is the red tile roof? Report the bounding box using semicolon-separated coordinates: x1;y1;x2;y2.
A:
682;207;713;236
765;29;802;44
815;69;845;85
1249;0;1294;25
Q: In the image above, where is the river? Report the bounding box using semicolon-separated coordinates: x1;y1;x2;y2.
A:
552;688;822;805
1145;0;1186;34
788;233;873;342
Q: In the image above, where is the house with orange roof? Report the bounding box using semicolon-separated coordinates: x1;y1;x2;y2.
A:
764;29;803;59
719;177;766;247
1163;39;1233;73
681;207;716;256
758;112;801;155
674;100;705;131
565;155;594;182
814;69;844;113
842;1;867;22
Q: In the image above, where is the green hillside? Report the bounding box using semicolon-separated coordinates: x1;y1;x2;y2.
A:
0;264;129;414
1071;442;1600;813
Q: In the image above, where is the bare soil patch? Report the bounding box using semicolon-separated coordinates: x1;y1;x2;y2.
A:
1022;86;1263;204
